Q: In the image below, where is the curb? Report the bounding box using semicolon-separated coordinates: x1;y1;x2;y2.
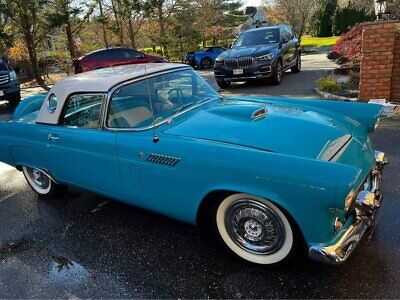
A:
315;88;358;101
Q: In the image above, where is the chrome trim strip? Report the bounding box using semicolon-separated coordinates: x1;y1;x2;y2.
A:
102;67;219;132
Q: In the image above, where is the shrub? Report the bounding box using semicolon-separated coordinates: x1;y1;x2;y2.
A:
309;0;337;37
332;24;363;66
316;77;341;93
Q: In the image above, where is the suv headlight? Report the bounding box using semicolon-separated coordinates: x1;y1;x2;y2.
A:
215;57;223;63
9;71;17;80
255;53;275;61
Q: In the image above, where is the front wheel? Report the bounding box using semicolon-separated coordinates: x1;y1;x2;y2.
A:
214;193;294;265
270;59;284;85
216;79;231;89
8;93;21;107
201;57;213;69
22;166;66;197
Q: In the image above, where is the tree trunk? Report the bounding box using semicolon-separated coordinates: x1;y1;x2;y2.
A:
127;17;136;49
111;0;124;45
98;0;109;48
23;29;46;89
158;5;168;58
65;22;76;59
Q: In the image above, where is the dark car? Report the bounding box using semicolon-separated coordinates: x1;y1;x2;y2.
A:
214;25;301;88
0;55;21;107
73;47;168;74
184;47;227;69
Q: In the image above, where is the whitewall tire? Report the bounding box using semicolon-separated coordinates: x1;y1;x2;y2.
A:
215;193;294;265
22;166;57;196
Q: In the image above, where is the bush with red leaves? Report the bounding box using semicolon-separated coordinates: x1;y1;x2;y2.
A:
331;24;363;66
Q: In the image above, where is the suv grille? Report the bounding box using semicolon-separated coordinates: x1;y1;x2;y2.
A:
0;74;9;86
224;57;254;69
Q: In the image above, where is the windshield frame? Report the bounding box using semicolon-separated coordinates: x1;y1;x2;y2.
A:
103;66;221;132
232;28;280;48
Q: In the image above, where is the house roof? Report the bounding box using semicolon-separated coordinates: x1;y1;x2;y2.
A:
36;63;189;125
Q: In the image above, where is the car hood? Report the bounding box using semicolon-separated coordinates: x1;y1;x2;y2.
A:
162;99;352;160
219;44;278;59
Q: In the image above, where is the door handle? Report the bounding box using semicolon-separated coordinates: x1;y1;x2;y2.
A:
48;134;60;141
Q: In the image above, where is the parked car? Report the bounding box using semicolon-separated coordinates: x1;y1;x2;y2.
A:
73;47;168;73
214;25;301;88
0;55;21;107
1;63;387;266
184;47;226;69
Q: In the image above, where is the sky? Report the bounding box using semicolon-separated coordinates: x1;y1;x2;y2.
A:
243;0;264;7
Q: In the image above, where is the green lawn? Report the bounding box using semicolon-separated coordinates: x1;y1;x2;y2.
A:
301;36;340;48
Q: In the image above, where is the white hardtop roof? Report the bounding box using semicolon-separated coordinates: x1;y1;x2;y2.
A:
36;63;189;124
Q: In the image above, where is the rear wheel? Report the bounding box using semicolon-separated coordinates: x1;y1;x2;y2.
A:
213;193;295;265
271;59;284;85
216;79;231;89
201;57;213;69
22;167;66;197
8;92;21;107
291;54;301;73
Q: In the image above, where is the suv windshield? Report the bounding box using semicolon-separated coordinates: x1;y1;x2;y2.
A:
233;28;279;48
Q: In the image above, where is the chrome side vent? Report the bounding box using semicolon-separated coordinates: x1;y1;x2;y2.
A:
251;107;267;120
146;153;180;167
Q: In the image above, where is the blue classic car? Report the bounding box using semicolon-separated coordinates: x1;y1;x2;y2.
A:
184;47;227;69
0;64;387;265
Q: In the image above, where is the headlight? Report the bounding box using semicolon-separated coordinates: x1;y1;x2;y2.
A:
9;71;17;80
215;57;223;63
255;53;275;61
344;189;355;212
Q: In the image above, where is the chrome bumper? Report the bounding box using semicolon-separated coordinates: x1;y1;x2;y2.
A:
309;150;388;265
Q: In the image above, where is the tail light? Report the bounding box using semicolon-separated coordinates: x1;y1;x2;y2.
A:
73;59;83;74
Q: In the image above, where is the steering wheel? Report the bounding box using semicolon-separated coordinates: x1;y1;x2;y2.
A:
167;88;184;106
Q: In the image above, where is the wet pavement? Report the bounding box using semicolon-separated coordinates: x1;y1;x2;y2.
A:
0;114;399;298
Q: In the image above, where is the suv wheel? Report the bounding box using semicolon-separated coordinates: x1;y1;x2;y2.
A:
291;54;301;73
201;57;213;69
271;59;283;85
8;92;21;107
216;79;231;89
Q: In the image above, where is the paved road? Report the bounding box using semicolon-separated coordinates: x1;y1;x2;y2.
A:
0;116;399;298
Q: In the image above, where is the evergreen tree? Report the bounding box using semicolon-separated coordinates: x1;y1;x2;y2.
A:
309;0;337;37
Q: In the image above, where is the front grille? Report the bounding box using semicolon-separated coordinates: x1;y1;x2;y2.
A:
224;57;254;69
0;74;9;86
147;153;180;167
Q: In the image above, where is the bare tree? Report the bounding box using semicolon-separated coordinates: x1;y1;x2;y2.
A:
265;0;318;38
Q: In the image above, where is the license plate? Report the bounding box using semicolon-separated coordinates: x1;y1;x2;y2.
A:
0;90;3;96
233;69;243;75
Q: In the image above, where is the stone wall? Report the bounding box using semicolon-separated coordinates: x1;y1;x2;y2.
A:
359;21;400;102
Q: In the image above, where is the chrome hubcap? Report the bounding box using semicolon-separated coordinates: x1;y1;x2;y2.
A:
225;200;285;254
28;168;50;189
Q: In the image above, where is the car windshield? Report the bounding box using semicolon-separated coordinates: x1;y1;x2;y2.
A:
233;28;279;48
107;68;220;129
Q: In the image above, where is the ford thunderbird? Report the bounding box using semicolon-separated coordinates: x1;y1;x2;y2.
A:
0;63;387;265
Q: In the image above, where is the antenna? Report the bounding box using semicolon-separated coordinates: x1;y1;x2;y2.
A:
144;65;159;143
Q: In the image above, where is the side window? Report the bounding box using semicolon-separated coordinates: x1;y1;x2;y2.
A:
62;94;104;129
126;49;143;58
47;94;58;113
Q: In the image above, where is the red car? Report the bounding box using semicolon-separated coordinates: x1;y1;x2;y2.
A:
73;48;168;74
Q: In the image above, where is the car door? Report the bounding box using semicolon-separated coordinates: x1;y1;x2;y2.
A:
280;28;291;68
287;27;298;65
45;93;123;199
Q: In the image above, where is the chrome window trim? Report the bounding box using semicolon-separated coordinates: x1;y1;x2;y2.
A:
102;66;219;132
47;94;58;114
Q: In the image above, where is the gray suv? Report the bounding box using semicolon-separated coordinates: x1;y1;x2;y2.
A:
0;55;21;106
